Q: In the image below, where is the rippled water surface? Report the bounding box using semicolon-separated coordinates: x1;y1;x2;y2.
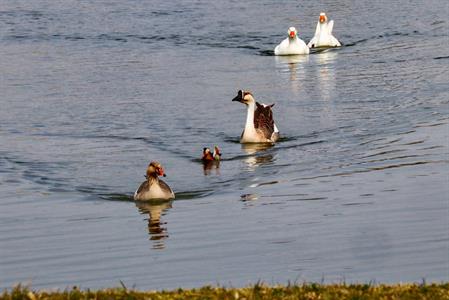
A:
1;0;448;290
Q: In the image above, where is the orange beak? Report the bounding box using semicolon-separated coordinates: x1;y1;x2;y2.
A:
289;31;295;38
319;15;326;23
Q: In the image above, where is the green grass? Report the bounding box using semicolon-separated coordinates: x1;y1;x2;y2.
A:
2;282;449;300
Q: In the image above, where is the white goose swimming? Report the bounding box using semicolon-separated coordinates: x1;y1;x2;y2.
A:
274;26;309;55
134;161;175;201
232;90;279;143
307;12;341;48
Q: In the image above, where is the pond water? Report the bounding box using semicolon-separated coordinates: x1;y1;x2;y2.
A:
0;0;448;290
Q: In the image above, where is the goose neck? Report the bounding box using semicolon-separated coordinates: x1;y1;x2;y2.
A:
245;102;256;131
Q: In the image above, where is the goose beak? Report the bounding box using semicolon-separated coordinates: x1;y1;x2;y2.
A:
232;90;244;102
232;95;242;102
289;31;295;38
319;15;326;23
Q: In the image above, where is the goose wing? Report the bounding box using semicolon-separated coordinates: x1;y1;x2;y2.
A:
254;102;275;140
307;36;317;48
328;20;334;35
314;21;321;37
159;179;174;197
308;21;321;48
134;180;149;198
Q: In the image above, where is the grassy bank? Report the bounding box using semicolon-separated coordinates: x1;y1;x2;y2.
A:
2;283;449;300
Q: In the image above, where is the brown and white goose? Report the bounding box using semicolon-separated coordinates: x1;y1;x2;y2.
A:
232;90;280;143
134;161;175;201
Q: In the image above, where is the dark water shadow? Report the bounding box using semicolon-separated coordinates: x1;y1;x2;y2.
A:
275;140;325;151
342;30;428;48
98;193;133;202
259;49;274;56
341;38;368;47
173;189;214;200
259;46;341;57
292;160;443;182
99;188;214;203
222;136;241;144
30;132;197;162
219;133;325;162
309;47;341;54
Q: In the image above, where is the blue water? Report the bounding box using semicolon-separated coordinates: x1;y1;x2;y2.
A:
0;0;448;290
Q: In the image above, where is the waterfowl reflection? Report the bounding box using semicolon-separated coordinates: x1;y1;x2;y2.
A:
241;143;274;171
202;160;220;175
135;200;173;250
274;55;309;92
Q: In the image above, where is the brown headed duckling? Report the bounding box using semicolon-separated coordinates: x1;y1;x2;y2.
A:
202;146;222;162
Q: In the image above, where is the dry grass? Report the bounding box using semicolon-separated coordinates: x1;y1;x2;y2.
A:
2;282;449;300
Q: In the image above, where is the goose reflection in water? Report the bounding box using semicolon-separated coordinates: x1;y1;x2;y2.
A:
135;200;173;249
275;54;309;93
241;143;275;171
316;49;338;101
315;50;338;129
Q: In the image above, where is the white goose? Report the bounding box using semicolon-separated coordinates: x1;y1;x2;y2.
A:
232;90;279;143
134;161;175;201
307;12;341;48
274;26;309;55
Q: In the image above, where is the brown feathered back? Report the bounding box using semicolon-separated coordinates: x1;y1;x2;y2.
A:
254;102;275;140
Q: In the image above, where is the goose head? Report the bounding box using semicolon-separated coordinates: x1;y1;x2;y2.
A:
288;27;297;39
146;161;166;179
319;12;327;24
232;90;255;106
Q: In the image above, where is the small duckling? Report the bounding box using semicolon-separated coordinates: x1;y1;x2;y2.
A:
202;147;214;161
202;146;221;162
201;146;221;175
